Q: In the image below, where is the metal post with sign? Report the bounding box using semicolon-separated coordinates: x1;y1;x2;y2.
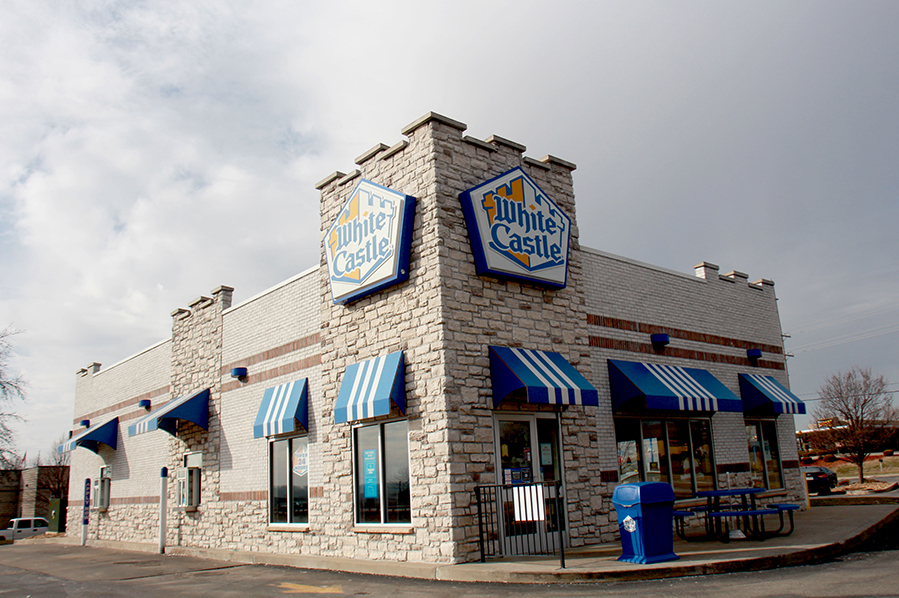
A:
159;467;167;554
81;478;90;546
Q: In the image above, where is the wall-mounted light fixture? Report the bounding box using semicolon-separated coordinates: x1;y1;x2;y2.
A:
138;399;152;410
651;333;670;351
747;348;762;365
79;419;90;428
231;367;248;382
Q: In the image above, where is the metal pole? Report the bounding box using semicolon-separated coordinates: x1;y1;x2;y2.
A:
475;486;485;562
555;481;565;569
159;467;168;554
81;478;90;546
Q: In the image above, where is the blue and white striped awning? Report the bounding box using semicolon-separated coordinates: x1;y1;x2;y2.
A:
335;351;405;424
608;360;742;412
254;378;309;438
739;373;806;415
127;388;210;437
57;417;119;454
489;346;599;407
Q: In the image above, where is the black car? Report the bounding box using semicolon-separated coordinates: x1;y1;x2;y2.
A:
802;466;838;494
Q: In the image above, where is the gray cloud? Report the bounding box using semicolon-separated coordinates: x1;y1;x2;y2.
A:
2;1;898;455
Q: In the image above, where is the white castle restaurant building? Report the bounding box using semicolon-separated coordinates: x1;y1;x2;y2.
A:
60;112;807;563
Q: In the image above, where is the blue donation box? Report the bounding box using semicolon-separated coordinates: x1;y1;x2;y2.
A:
611;482;679;564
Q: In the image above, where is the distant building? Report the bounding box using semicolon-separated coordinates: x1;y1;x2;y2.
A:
61;113;807;563
796;420;899;456
0;466;69;527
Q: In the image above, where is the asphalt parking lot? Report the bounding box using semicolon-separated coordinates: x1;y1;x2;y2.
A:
0;492;897;595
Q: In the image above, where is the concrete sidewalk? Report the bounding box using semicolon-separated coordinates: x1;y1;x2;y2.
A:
4;496;898;584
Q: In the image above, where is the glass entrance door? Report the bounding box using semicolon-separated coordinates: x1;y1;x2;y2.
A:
494;414;565;554
498;419;534;485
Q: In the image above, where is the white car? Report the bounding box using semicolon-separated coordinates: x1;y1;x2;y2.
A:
0;517;49;542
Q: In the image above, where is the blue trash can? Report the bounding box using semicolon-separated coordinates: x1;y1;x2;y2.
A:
611;482;679;564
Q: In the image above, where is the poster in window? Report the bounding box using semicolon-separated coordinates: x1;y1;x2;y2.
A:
540;443;553;466
292;442;308;477
363;449;378;499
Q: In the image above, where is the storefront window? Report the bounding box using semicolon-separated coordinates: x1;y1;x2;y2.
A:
354;420;411;524
666;420;692;497
270;436;308;524
615;419;641;485
746;420;783;490
614;417;715;498
641;420;668;483
690;420;715;493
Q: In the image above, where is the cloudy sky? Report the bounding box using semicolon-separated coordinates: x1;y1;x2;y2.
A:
2;1;898;459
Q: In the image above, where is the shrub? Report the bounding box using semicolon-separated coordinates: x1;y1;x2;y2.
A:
823;454;836;462
884;449;894;457
801;457;813;465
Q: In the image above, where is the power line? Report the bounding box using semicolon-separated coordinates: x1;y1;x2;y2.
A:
788;299;899;335
791;382;899;400
788;321;899;354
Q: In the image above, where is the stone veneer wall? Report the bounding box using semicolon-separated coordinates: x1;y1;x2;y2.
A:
316;115;453;562
164;285;232;549
424;117;606;553
316;112;606;560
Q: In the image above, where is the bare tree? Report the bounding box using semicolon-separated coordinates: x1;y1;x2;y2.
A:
813;367;897;483
0;326;26;468
35;435;71;508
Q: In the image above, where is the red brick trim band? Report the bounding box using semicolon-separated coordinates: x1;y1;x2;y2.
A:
221;354;322;393
587;314;783;355
73;385;171;425
782;460;800;470
600;470;619;483
221;333;320;375
589;335;785;371
220;491;268;501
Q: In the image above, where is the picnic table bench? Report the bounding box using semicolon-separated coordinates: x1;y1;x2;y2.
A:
676;488;799;541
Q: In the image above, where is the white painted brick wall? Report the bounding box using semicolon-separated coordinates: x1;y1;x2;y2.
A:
67;340;172;506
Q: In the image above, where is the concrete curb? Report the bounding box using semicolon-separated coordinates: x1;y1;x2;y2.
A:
436;509;899;583
811;494;899;507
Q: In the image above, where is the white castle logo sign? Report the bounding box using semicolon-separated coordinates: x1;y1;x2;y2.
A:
325;179;415;304
459;167;571;288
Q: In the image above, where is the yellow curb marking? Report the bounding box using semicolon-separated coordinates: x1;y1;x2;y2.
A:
274;582;344;594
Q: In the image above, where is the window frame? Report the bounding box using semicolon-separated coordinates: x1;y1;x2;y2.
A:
352;418;411;527
614;415;718;497
745;418;784;490
268;434;309;526
492;412;563;485
96;466;111;512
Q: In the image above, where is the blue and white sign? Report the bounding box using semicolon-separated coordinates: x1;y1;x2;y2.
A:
325;179;416;304
363;449;378;499
459;167;571;289
82;478;90;525
292;442;308;477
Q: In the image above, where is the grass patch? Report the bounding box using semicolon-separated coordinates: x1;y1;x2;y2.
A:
828;455;899;478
